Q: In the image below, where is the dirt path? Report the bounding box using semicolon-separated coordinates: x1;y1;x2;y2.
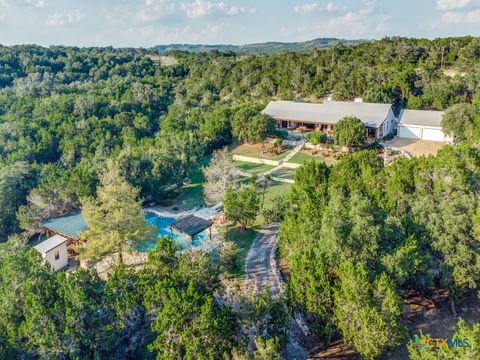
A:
245;224;308;360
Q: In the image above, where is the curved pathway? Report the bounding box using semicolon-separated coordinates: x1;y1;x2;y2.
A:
244;224;308;360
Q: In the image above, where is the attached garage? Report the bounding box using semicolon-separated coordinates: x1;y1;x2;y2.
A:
398;125;422;139
398;110;453;143
422;127;448;141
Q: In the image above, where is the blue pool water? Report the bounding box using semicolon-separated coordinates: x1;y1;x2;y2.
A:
137;212;209;252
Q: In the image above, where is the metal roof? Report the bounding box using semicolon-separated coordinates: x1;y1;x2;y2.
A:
262;100;393;128
169;215;213;237
43;213;87;239
34;235;68;253
399;109;444;128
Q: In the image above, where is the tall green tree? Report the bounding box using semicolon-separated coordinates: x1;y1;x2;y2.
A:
224;184;260;230
79;160;156;264
441;103;480;142
0;162;35;241
333;261;404;360
333;116;366;147
232;105;274;143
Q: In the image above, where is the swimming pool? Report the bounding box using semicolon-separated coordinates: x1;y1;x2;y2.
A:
137;212;209;252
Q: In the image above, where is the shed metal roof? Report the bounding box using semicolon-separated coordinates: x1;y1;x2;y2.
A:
399;109;444;128
169;215;213;237
43;213;87;239
34;235;68;253
262;100;393;128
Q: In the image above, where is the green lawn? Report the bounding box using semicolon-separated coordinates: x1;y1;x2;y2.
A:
234;161;275;175
225;226;259;277
231;142;288;161
288;149;337;165
261;181;293;207
173;157;210;210
269;167;297;181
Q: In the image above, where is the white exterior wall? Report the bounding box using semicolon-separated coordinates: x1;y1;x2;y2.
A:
398;124;453;142
42;243;68;271
399;125;422;139
384;108;396;135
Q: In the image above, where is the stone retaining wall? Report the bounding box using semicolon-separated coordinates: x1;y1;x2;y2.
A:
281;162;301;169
232;155;281;166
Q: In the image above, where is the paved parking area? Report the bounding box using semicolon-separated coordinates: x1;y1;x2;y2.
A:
386;138;447;157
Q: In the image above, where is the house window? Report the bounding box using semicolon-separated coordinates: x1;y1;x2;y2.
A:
54;251;60;260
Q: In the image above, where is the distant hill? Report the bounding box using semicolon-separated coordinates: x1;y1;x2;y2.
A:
154;38;364;54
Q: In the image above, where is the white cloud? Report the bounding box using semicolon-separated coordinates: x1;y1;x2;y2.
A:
327;11;368;34
326;1;337;12
199;22;224;38
441;8;480;22
133;0;249;23
4;0;45;8
135;0;178;23
436;0;471;10
294;2;339;14
0;13;5;22
323;1;387;35
46;10;81;26
180;0;246;19
294;2;319;14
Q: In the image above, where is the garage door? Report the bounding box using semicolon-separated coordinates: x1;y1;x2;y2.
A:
422;128;445;141
398;126;422;139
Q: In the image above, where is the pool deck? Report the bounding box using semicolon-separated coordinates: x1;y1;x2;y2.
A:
144;205;222;254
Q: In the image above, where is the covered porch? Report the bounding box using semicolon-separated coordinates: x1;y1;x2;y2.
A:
275;120;334;134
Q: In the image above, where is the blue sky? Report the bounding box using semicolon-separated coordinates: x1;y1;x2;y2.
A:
0;0;479;47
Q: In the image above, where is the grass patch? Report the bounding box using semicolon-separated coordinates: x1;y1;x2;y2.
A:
173;156;210;210
234;161;275;175
225;226;259;277
255;181;293;226
269;167;297;181
261;181;293;208
231;141;288;161
289;149;337;165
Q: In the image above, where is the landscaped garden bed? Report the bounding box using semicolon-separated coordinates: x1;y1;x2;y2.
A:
289;149;338;165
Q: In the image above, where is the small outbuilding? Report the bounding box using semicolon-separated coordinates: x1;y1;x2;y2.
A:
169;215;213;240
43;213;87;244
34;235;69;271
398;110;453;142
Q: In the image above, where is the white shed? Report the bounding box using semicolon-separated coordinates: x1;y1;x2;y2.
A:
34;235;69;271
398;110;453;142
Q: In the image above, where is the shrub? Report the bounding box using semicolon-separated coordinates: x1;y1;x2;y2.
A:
306;131;326;145
274;129;288;139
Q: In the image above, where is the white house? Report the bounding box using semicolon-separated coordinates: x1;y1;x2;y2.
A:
262;100;396;139
397;110;453;142
34;235;69;271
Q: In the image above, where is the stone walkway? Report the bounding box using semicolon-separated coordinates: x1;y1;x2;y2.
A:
245;225;281;295
233;139;304;184
244;224;308;360
264;140;304;177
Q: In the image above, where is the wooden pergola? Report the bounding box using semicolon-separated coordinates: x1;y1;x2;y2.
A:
169;215;213;241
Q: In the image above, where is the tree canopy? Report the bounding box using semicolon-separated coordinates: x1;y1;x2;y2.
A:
79;160;156;264
333;116;366;147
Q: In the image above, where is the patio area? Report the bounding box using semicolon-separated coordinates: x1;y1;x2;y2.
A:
385;138;447;157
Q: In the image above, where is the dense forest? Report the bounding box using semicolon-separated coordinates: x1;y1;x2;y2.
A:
1;37;480;359
154;37;362;54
